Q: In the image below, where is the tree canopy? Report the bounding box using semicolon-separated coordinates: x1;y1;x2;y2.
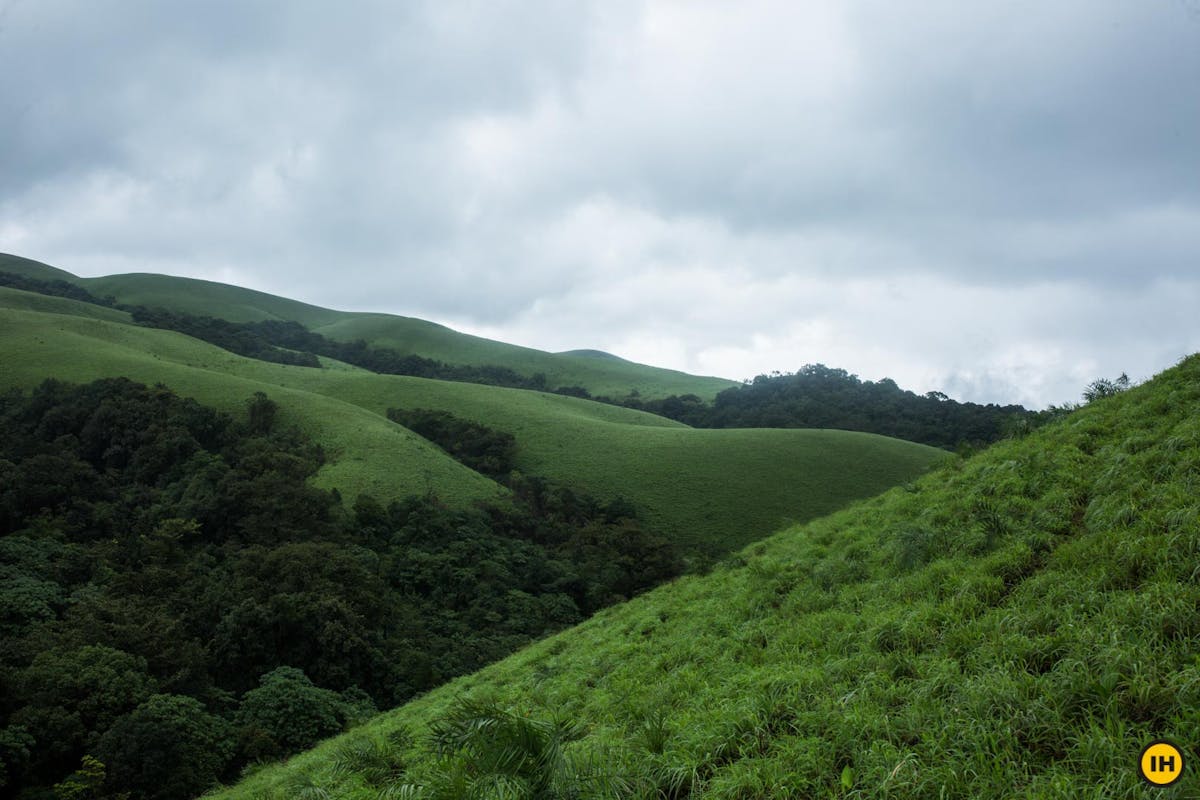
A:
0;379;679;799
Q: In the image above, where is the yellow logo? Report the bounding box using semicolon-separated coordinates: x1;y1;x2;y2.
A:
1139;740;1185;787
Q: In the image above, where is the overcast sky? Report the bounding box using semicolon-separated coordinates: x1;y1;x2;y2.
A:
2;1;1198;408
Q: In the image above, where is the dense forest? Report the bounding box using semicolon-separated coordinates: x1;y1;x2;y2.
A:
385;408;517;480
595;364;1034;449
0;379;679;800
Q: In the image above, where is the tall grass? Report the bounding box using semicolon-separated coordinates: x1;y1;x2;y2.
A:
210;354;1200;799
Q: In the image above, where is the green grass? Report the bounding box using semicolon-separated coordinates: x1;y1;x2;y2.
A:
0;252;79;281
0;294;943;554
310;314;736;400
0;301;505;509
0;286;133;323
209;354;1200;799
88;272;347;327
243;369;943;554
0;253;737;400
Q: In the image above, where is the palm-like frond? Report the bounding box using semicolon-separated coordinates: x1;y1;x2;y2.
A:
418;700;608;800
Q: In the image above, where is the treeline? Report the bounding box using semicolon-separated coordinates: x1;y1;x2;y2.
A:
386;408;517;480
129;308;322;368
579;364;1033;449
0;271;119;308
0;379;679;800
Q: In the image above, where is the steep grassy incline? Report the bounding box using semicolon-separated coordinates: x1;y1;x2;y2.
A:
0;253;737;400
216;355;1200;799
0;295;944;553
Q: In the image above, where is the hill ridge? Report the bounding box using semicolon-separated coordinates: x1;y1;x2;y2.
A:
0;252;736;401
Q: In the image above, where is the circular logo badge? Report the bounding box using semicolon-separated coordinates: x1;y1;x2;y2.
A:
1139;740;1185;787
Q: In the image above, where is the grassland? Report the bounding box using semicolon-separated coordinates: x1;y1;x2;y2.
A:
211;354;1200;799
309;314;737;400
0;285;133;323
0;290;944;553
0;300;505;509
0;253;737;400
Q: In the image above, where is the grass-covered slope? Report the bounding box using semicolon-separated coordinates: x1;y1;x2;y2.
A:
90;272;347;327
0;301;505;509
311;314;735;400
215;355;1200;799
0;285;133;324
0;293;944;553
0;253;737;400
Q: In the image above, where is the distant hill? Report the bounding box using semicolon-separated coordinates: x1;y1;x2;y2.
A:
214;353;1200;800
558;348;630;361
0;253;737;400
0;284;945;555
621;364;1032;450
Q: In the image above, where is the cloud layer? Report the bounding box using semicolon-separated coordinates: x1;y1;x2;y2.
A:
3;0;1198;406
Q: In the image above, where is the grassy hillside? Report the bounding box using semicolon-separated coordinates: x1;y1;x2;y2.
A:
0;293;944;553
0;253;737;400
89;272;347;327
213;355;1200;799
0;252;80;281
310;314;735;400
0;300;505;509
0;285;133;324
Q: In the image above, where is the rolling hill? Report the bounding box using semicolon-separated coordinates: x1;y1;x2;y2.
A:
0;253;737;401
0;284;945;555
211;354;1200;799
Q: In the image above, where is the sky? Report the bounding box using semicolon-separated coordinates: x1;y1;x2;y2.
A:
2;1;1198;408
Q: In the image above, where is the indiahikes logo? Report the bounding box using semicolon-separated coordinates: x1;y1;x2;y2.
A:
1139;740;1185;788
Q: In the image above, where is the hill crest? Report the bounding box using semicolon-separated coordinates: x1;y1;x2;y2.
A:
0;252;736;401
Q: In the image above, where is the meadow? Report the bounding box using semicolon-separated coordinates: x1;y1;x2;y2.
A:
0;288;944;554
210;353;1200;799
0;253;737;401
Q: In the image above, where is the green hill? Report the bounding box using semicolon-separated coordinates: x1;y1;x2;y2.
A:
0;285;133;324
0;288;945;554
0;299;504;509
212;355;1200;799
559;349;630;361
0;253;737;400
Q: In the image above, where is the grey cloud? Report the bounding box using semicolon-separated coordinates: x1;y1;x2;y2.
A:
1;1;1198;406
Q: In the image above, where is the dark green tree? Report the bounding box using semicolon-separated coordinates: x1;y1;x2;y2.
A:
12;645;155;777
235;667;349;762
245;391;277;435
96;695;232;800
